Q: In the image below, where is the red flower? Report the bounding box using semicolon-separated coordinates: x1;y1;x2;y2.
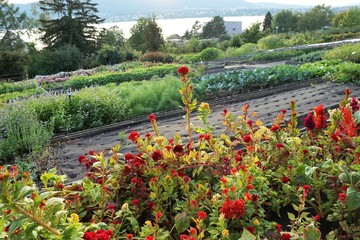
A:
78;155;87;163
281;233;292;240
173;144;184;156
128;131;140;142
313;214;321;221
242;134;252;143
184;176;191;183
189;227;197;236
281;109;287;114
151;150;163;161
131;199;140;207
197;211;207;220
107;203;116;211
270;124;281;132
223;109;228;116
126;233;134;240
220;198;233;219
338;193;346;202
124;153;135;161
314;104;327;129
232;199;245;219
156;211;162;220
276;143;284;149
177;66;189;75
83;229;113;240
146;236;155;240
247;226;256;234
282;176;291;183
303;112;315;130
148;113;156;122
190;200;198;208
276;223;282;232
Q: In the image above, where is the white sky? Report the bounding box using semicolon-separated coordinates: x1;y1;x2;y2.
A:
8;0;360;6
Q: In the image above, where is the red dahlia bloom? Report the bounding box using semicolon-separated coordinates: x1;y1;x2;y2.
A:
177;66;189;75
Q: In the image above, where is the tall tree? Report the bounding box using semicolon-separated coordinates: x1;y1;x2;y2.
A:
273;9;298;33
263;11;273;32
0;0;30;32
202;16;226;39
128;17;164;53
39;0;103;53
241;22;263;43
297;5;334;31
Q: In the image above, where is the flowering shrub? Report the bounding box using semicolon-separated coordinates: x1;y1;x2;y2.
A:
1;66;360;239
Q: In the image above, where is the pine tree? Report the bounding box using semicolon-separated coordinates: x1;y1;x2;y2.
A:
202;16;226;39
263;12;273;32
39;0;103;53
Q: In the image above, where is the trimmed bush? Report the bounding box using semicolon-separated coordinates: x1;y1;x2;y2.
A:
257;35;287;50
140;51;173;63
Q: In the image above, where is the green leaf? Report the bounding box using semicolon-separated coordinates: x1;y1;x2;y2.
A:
174;212;190;234
353;110;360;125
305;166;318;176
303;224;321;240
239;228;256;240
347;186;360;211
287;212;296;221
8;218;25;236
19;186;36;199
45;197;65;207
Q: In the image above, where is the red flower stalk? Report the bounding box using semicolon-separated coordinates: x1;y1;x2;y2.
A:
270;124;281;132
177;66;189;76
148;113;156;122
303;112;315;130
313;104;327;130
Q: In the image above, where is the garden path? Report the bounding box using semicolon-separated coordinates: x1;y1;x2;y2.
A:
49;81;360;182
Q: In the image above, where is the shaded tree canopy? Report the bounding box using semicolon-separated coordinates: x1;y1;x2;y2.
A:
128;17;164;53
39;0;103;53
332;6;360;28
241;22;263;43
297;4;334;31
202;16;226;39
273;9;298;33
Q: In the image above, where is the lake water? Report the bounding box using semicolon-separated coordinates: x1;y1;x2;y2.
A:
7;15;264;49
98;16;265;38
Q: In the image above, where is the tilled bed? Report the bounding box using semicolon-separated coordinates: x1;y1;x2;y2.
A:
46;80;360;182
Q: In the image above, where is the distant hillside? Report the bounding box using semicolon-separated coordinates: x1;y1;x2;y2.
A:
15;0;305;21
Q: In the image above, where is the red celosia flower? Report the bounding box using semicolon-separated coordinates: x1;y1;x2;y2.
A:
173;144;184;156
148;201;155;210
247;120;253;127
303;112;315;130
83;229;113;240
350;97;360;113
276;223;282;232
107;203;116;211
314;104;327;129
78;155;87;163
281;109;287;114
151;150;163;161
276;143;284;149
126;233;133;240
340;107;357;137
180;235;191;240
223;109;228;116
156;211;162;220
341;185;348;191
246;184;254;190
270;124;281;132
242;134;252;143
247;226;256;234
232;199;245;219
56;182;64;189
220;198;233;219
282;176;291;183
303;184;311;192
148;113;156;122
131;199;140;207
88;150;95;155
244;192;253;201
189;227;197;236
146;236;155;240
190;200;198;208
313;214;321;221
338;193;346;202
177;66;189;75
184;176;191;183
281;233;292;240
125;153;135;161
128;131;140;142
197;211;207;220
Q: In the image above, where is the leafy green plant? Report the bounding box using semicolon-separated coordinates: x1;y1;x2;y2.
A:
323;43;360;63
257;34;287;50
250;50;304;62
291;50;325;63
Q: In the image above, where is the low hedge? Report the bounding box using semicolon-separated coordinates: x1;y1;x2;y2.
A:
64;64;180;89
